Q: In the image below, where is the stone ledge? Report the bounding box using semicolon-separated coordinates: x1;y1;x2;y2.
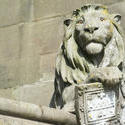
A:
0;114;52;125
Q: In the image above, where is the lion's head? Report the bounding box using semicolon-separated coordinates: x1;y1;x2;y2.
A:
74;5;114;55
63;4;124;69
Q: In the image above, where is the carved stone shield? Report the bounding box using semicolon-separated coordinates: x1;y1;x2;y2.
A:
75;82;120;125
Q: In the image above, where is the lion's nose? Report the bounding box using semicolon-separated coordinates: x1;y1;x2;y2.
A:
84;27;99;33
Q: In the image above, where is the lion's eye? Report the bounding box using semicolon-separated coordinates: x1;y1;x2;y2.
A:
77;20;83;24
100;17;105;21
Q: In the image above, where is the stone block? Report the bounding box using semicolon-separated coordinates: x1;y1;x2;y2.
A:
33;0;83;20
0;23;40;89
13;80;54;106
0;24;22;88
0;0;21;26
82;0;123;5
1;0;122;27
0;88;13;99
17;23;40;87
32;0;123;20
31;17;64;54
0;0;31;27
109;1;125;31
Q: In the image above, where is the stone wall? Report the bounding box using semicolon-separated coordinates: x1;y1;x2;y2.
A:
0;0;125;108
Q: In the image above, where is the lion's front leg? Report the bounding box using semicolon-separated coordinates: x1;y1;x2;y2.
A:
86;67;123;86
62;85;76;113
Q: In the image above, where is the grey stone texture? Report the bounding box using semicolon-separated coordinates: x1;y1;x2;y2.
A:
0;114;52;125
0;0;31;27
13;80;54;106
109;1;125;31
0;23;40;88
0;0;125;118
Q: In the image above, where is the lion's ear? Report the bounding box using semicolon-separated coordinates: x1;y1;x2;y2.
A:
64;19;72;26
113;14;121;24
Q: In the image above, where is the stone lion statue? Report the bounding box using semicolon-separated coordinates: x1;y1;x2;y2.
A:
50;4;125;124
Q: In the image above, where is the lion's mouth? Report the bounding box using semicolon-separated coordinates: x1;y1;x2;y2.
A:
85;42;104;55
86;39;106;46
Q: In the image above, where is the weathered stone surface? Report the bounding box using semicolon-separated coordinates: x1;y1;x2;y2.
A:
18;23;40;87
32;0;123;20
40;53;56;81
0;0;122;27
0;80;54;106
0;0;31;27
31;17;64;55
0;0;21;26
13;80;54;106
109;1;125;31
0;53;54;105
0;23;40;89
33;0;82;20
82;0;123;5
0;88;13;99
0;24;21;88
0;114;52;125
